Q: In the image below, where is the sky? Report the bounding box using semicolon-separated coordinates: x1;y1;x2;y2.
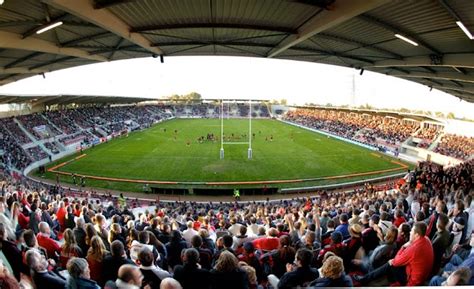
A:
1;56;473;119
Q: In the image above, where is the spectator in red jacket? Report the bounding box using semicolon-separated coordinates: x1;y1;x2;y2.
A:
252;228;279;251
36;222;61;260
355;222;434;286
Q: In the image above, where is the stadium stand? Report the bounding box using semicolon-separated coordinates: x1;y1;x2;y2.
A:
435;134;474;161
0;103;272;172
0;159;472;288
283;108;419;151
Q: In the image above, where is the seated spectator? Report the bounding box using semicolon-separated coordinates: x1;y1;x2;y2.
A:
87;236;109;286
0;259;20;289
116;264;143;289
335;214;350;239
443;267;473;286
182;221;198;245
0;223;25;281
166;231;188;269
102;240;135;284
268;248;319;289
25;249;66;289
210;251;248;289
431;213;451;274
66;257;100;289
138;247;171;289
61;228;83;269
173;248;210;289
252;228;279;251
160;277;183;289
238;261;258;289
309;255;353;287
37;221;61;260
190;235;212;270
355;222;434;286
353;225;398;273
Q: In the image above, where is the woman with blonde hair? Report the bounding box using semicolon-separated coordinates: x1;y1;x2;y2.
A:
60;228;83;268
239;261;258;289
86;236;109;286
310;256;353;287
210;250;248;289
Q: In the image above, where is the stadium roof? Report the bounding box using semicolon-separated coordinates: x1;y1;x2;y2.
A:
0;0;473;102
0;94;149;105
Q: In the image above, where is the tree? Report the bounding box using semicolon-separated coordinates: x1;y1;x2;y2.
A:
280;98;288;105
446;112;455;119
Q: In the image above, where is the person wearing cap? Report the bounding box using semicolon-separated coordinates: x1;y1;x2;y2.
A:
355;222;434;286
316;231;344;267
343;224;363;271
237;242;263;283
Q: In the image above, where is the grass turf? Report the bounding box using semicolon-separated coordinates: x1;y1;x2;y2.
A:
38;119;406;192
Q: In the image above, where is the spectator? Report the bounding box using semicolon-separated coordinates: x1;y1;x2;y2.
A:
26;249;66;289
310;256;353;287
138;246;171;289
210;251;248;289
86;236;109;286
173;248;211;289
66;257;100;289
0;259;20;289
268;248;319;289
116;264;143;289
102;240;135;284
61;228;83;268
355;222;434;286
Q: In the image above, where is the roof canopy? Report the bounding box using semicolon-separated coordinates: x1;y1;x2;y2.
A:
0;0;473;102
0;94;149;105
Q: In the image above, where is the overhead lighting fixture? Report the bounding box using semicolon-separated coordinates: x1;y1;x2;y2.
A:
456;21;474;40
394;33;418;46
36;21;63;35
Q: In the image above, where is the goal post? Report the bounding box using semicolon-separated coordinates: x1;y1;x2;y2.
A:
220;99;253;160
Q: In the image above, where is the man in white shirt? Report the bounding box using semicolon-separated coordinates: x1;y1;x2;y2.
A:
182;221;198;244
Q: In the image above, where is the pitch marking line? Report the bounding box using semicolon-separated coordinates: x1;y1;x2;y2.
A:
47;153;408;186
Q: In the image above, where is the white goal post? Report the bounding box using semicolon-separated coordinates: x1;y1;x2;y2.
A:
220;99;253;160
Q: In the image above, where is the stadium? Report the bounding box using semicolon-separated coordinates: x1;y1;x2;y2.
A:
0;1;473;289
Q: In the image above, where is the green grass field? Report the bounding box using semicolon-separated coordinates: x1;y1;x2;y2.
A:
39;119;407;192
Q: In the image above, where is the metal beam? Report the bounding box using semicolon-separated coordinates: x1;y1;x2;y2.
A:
0;30;107;62
61;32;112;47
44;0;163;55
93;0;139;9
131;23;296;34
364;54;474;69
358;14;442;55
267;0;390;58
151;40;374;63
29;56;75;70
388;71;474;84
0;67;50;74
318;33;403;59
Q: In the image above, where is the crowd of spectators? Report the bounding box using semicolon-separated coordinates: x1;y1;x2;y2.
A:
44;141;61;155
0;118;31;144
25;146;49;162
0;131;30;171
0;158;472;289
16;114;62;140
435;134;474;160
414;126;442;148
43;111;81;135
284;109;419;148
